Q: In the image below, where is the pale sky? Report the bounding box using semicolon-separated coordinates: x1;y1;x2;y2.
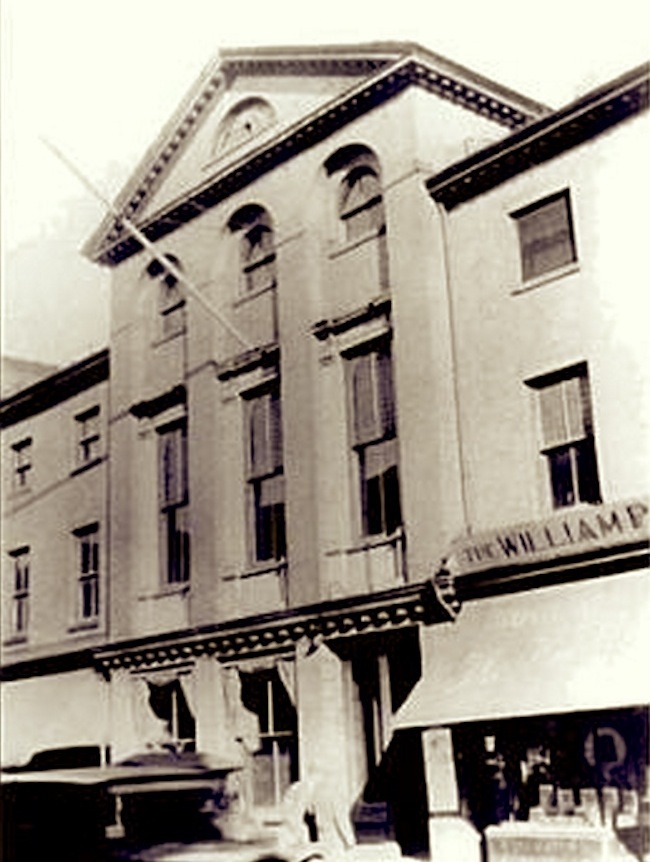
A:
1;0;649;364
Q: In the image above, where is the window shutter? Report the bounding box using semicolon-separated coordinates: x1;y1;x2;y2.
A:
249;398;269;477
377;346;396;436
159;424;187;506
563;375;588;440
268;389;283;471
259;473;285;507
363;438;398;480
249;390;282;477
352;354;378;445
517;193;575;281
539;382;567;449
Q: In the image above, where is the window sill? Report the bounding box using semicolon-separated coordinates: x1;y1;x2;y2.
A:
137;583;190;601
326;527;405;557
3;635;28;647
152;327;187;348
232;281;277;307
511;261;580;295
223;560;288;581
67;620;100;634
328;228;383;260
547;498;603;515
70;456;104;477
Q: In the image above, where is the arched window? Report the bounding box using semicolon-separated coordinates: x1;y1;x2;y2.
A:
326;146;386;243
340;163;385;242
229;205;277;295
146;253;185;339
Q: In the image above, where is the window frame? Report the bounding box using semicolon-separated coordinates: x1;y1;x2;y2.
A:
512;189;578;285
11;437;32;491
229;206;278;299
146;254;186;341
243;381;286;565
157;418;190;585
8;546;30;639
75;406;101;468
241;221;276;295
527;364;602;510
339;162;385;244
240;669;298;808
73;524;100;623
345;337;402;538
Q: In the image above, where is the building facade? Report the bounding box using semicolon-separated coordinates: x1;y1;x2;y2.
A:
1;350;110;766
2;43;649;861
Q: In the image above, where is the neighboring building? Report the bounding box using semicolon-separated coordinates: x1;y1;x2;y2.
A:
1;43;648;861
1;356;58;400
1;349;110;766
394;63;650;860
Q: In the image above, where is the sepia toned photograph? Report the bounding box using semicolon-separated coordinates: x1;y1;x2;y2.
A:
1;1;649;860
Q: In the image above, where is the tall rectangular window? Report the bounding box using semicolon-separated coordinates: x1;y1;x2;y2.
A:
158;420;190;584
528;365;601;509
9;547;30;637
347;340;402;536
12;438;32;490
513;190;577;282
245;384;286;563
74;524;99;621
75;406;101;467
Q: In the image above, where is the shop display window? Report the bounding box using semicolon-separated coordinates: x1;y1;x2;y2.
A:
452;707;648;857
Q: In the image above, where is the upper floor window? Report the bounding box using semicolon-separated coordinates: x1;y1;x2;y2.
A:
346;339;402;536
326;145;386;244
73;524;99;622
229;205;277;295
11;437;32;490
512;190;577;282
528;364;601;509
8;547;30;638
147;254;186;339
75;406;101;467
245;382;286;563
158;419;190;584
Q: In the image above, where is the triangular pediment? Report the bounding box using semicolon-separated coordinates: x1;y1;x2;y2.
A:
85;42;548;265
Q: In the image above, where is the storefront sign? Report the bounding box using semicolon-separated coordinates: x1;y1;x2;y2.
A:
450;498;649;577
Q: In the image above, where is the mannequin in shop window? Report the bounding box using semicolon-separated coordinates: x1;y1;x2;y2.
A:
476;736;514;828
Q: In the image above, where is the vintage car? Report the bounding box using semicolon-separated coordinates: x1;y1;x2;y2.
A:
1;747;325;862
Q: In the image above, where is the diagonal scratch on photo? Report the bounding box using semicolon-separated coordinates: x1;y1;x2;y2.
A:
1;21;649;862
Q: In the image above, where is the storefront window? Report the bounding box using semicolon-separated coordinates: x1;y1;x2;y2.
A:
452;707;648;856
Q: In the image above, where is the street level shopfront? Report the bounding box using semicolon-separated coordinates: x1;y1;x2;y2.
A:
396;498;650;861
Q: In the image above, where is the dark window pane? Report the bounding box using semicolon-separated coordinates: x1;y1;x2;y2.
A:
256;499;273;561
255;497;286;562
548;447;575;508
576;437;601;504
384;466;402;534
364;474;384;535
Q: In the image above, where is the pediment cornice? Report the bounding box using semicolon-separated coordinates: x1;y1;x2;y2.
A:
85;47;546;267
